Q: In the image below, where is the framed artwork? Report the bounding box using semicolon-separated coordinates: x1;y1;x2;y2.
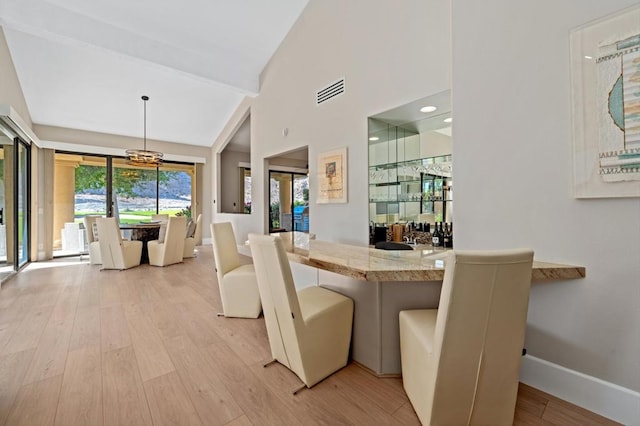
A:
571;4;640;198
317;147;347;203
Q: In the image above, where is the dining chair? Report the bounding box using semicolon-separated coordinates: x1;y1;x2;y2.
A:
183;213;202;258
148;216;187;267
399;249;534;425
83;215;102;264
96;217;143;270
211;222;261;318
249;233;354;393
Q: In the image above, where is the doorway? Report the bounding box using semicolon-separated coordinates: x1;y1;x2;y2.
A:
269;171;309;232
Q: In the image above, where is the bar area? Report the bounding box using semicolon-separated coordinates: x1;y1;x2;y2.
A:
368;91;455;250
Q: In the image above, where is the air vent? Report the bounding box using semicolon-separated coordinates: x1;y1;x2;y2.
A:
316;78;345;105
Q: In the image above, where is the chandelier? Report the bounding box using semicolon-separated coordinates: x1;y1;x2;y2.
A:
126;95;163;167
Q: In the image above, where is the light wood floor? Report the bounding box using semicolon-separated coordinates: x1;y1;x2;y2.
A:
0;246;619;425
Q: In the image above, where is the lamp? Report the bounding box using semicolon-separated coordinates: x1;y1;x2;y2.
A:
126;95;163;167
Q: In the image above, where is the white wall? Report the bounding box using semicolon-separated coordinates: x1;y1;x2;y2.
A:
452;0;640;394
250;0;452;245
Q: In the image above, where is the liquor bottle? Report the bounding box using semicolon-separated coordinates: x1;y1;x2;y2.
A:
442;223;451;248
431;222;440;247
448;222;453;248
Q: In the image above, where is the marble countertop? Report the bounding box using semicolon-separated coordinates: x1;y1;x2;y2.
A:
272;232;586;283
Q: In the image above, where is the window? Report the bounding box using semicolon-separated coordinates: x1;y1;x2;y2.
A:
53;151;194;257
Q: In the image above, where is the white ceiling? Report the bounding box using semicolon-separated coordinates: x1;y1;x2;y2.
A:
0;0;310;147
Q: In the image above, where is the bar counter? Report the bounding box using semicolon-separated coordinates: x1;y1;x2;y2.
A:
274;232;586;282
259;232;586;376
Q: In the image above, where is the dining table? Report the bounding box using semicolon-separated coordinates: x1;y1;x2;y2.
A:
119;222;161;263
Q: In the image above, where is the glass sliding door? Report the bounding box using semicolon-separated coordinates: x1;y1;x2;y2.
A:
269;171;309;233
292;174;309;232
0;130;31;276
112;159;159;224
16;140;30;268
53;153;107;256
158;163;193;218
0;134;12;277
53;151;195;257
112;161;193;224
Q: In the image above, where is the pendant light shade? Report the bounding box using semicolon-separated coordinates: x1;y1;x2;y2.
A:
126;95;163;167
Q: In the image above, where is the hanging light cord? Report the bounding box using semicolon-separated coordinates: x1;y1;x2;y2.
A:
142;95;149;151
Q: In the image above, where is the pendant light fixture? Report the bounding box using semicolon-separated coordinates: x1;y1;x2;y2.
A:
126;95;163;167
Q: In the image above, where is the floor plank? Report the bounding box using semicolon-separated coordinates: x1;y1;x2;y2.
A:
125;312;175;382
0;349;35;425
5;375;63;426
246;360;354;425
22;317;74;385
143;371;203;426
99;274;122;307
164;335;243;425
54;345;102;426
102;346;153;426
1;306;52;355
304;373;403;425
223;414;253;426
49;284;80;324
332;363;408;414
100;305;131;353
514;408;556;426
77;280;101;309
391;402;422;426
170;302;221;348
516;383;549;418
135;301;185;341
68;306;101;351
542;399;619;425
0;320;18;353
202;340;304;425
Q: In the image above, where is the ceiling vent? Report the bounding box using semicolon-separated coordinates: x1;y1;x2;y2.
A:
316;78;345;105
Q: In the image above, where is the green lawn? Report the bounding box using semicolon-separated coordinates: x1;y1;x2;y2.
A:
74;209;183;224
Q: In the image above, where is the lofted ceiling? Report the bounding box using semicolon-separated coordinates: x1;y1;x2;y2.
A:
0;0;310;147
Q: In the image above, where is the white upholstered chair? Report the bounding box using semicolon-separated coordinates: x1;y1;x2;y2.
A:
211;222;261;318
249;233;354;393
148;216;186;267
96;217;143;270
83;215;102;265
183;213;202;258
399;249;534;425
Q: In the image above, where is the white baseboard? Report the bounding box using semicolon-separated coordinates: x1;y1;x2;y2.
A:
520;355;640;425
202;237;212;246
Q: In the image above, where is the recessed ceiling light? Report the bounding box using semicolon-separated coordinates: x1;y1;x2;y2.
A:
584;55;593;59
369;136;379;141
444;117;452;123
420;106;437;113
